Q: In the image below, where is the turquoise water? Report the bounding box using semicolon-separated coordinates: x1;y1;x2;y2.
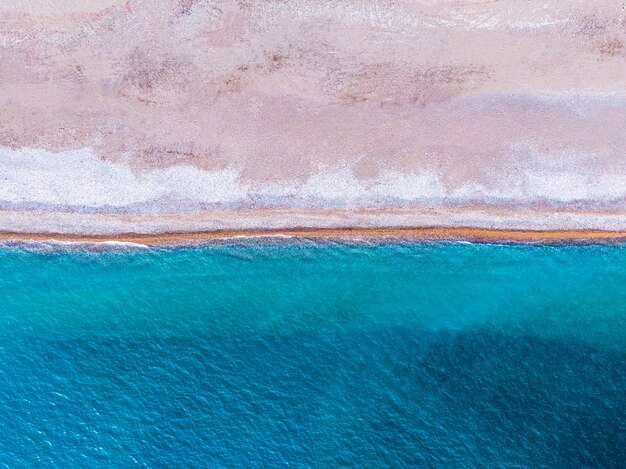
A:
0;240;624;467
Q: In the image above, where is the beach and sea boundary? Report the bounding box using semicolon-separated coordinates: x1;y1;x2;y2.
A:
2;226;625;245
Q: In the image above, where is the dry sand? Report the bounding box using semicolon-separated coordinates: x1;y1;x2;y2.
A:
1;1;625;233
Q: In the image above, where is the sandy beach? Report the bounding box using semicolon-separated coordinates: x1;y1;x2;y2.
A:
1;1;625;237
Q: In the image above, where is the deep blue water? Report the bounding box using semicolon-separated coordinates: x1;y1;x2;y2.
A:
0;240;624;467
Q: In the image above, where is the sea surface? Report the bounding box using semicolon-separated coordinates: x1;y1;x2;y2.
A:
0;239;624;467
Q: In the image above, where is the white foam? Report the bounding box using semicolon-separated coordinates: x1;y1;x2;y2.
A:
96;240;150;249
220;234;296;240
0;239;150;251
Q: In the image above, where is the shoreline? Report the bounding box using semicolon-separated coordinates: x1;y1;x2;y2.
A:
1;226;626;246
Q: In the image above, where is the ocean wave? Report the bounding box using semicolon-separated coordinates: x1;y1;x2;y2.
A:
0;239;150;252
220;234;296;240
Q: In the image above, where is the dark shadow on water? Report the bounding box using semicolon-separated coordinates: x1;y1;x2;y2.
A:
0;326;624;467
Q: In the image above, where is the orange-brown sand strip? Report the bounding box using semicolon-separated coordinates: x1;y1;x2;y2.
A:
1;227;626;245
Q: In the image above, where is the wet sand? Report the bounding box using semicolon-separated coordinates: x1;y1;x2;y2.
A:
1;226;625;246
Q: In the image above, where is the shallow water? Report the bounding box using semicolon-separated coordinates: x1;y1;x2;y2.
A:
0;240;624;466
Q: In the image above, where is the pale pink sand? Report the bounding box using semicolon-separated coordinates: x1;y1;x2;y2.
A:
1;1;625;233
